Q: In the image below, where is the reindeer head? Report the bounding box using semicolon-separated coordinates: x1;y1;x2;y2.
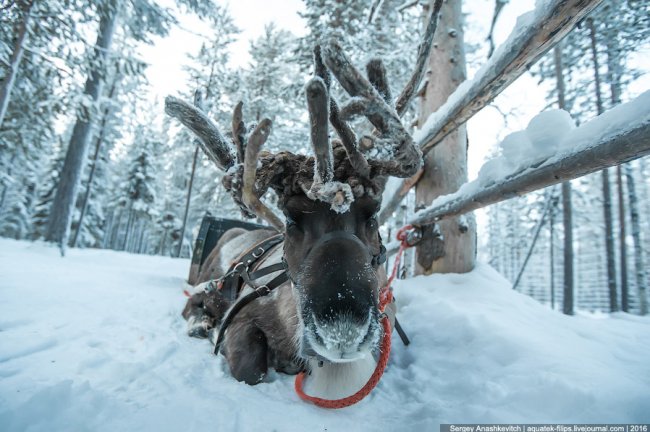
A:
166;37;432;363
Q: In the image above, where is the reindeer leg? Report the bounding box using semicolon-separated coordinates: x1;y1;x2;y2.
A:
222;319;269;385
182;292;212;338
182;290;230;339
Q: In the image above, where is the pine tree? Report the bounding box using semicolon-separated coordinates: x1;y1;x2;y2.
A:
415;0;476;274
517;0;650;313
119;130;158;252
241;23;307;153
45;1;120;252
44;0;220;253
297;0;370;70
171;3;240;256
0;0;35;127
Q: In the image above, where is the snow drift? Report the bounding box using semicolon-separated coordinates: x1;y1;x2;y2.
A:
0;239;648;431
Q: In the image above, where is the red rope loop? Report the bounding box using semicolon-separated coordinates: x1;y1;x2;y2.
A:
294;224;417;409
294;316;392;409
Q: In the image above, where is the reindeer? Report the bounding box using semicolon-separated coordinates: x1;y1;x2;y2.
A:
166;9;441;401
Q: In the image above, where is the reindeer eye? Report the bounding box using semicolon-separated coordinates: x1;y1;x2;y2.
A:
366;217;378;231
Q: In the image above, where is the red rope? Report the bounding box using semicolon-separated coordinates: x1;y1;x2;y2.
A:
294;317;391;409
294;224;414;409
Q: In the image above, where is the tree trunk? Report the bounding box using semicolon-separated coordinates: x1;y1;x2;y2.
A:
624;164;648;315
0;152;18;215
159;228;168;255
109;208;124;249
616;166;629;311
553;45;574;315
561;181;574;315
102;209;114;249
587;18;618;312
0;0;34;128
122;207;134;251
45;2;118;253
604;12;630;312
71;76;120;248
512;195;553;290
601;169;618;311
176;145;199;258
414;0;476;274
550;197;556;310
137;220;147;253
113;209;124;249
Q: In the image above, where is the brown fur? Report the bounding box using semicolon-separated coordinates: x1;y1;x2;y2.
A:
183;228;303;382
182;195;387;385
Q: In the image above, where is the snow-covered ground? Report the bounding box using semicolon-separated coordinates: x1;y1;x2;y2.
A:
1;239;649;431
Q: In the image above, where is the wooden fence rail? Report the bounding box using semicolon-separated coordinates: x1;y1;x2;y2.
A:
409;118;650;226
379;0;604;224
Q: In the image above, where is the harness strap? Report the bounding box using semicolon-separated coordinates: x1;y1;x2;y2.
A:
219;234;284;301
247;262;286;280
208;225;417;408
213;271;289;355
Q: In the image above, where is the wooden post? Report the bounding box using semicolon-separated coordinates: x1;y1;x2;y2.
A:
379;0;604;224
414;0;476;274
407;120;650;226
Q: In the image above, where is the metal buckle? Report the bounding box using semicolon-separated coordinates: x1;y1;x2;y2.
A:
232;261;245;273
254;285;271;297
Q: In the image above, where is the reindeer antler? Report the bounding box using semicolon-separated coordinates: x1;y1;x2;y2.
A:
314;46;371;179
241;119;284;230
321;40;423;178
164;96;284;231
166;2;441;223
165;96;235;171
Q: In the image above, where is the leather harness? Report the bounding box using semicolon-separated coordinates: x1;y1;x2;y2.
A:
209;231;407;357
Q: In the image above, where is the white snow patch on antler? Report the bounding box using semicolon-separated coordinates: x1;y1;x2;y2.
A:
305;180;355;214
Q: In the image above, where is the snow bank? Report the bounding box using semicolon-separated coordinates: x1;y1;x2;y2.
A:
1;239;649;431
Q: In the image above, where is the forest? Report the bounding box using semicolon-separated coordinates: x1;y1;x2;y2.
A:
1;0;650;427
1;0;649;318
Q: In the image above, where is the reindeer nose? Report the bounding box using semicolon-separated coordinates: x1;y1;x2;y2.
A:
307;235;377;323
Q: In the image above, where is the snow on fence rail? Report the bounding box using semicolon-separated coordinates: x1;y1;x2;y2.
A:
379;0;603;224
408;91;650;226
